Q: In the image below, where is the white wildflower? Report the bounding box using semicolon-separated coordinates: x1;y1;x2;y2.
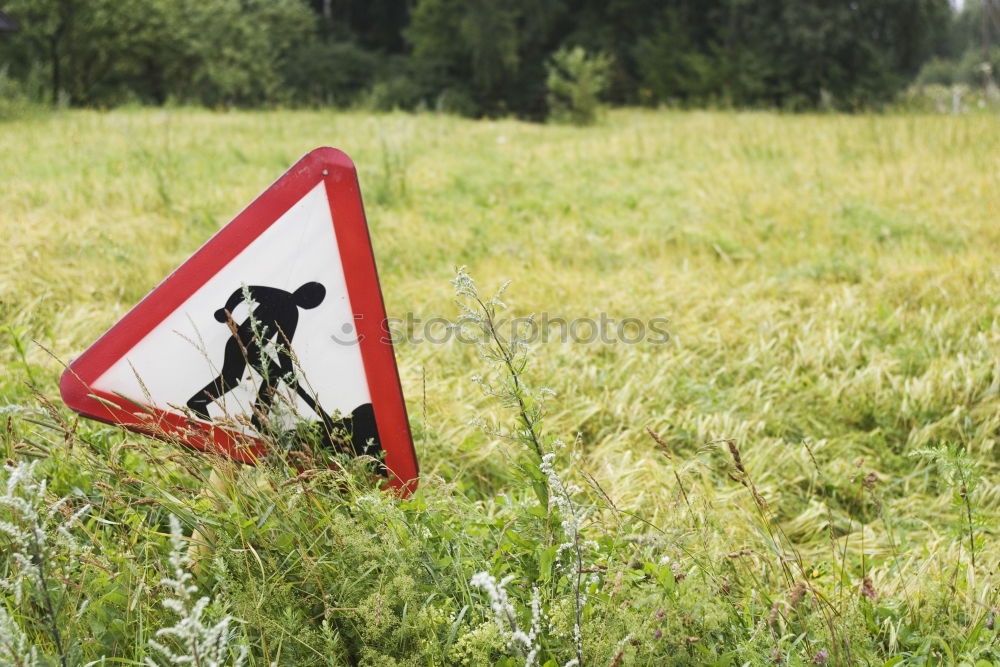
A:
523;587;542;666
452;266;478;298
539;454;586;557
470;573;542;666
470;572;516;632
145;515;247;667
0;460;90;606
0;604;38;666
538;453;590;663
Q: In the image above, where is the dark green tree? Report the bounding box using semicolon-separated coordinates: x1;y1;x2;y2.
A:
0;0;960;113
630;0;950;109
0;0;315;107
407;0;566;117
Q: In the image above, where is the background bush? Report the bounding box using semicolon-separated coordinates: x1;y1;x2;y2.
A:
545;46;611;125
2;0;996;117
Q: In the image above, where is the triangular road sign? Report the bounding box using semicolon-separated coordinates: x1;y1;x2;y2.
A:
60;147;417;491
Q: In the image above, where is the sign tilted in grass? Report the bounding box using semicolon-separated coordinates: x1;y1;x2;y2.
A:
59;147;417;490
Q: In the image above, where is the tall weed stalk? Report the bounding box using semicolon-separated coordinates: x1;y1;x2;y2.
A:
453;267;591;665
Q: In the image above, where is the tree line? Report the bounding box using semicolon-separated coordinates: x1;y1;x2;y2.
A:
0;0;995;119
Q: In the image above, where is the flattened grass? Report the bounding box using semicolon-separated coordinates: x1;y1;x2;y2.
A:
1;108;998;663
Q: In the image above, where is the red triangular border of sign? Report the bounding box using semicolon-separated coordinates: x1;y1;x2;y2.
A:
59;147;418;492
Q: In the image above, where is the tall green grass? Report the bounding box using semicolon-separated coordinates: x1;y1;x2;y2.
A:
0;108;998;664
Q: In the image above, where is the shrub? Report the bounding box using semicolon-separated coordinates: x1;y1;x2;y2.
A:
363;77;427;112
916;56;960;86
0;66;41;121
281;39;379;106
545;46;612;125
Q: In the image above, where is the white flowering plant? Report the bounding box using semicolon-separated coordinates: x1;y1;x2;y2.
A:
145;515;247;667
0;459;90;665
453;268;611;666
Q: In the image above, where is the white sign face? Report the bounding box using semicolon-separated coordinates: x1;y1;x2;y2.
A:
92;183;370;434
62;148;418;489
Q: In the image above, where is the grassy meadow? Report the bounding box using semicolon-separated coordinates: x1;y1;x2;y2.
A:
1;108;999;665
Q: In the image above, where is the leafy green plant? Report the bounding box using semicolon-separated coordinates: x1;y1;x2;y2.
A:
452;267;593;664
0;66;41;122
911;444;984;568
146;515;248;667
545;47;611;125
0;460;90;665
